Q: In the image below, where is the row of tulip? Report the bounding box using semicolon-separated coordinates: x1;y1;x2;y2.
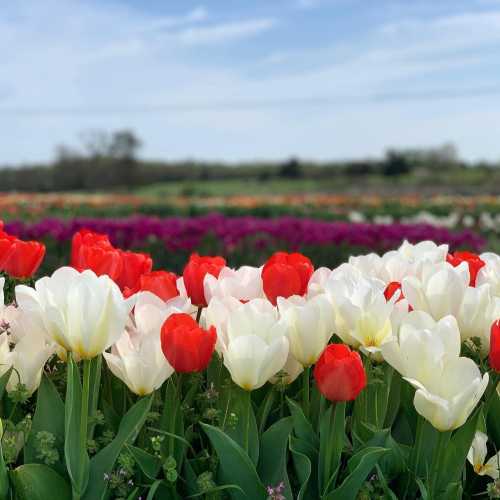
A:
0;223;499;499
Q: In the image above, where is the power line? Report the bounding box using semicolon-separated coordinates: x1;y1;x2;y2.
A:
0;85;499;116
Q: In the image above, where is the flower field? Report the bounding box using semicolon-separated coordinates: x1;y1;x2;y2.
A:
0;218;499;499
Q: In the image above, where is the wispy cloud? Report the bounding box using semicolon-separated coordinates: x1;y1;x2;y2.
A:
176;18;276;45
135;6;208;33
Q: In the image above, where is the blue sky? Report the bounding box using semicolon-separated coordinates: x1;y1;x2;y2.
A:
1;0;500;165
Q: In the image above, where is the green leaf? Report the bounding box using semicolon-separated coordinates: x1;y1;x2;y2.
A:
201;422;266;500
258;417;293;498
187;484;245;498
10;464;71;500
126;444;161;480
437;405;482;494
289;436;313;500
0;419;10;499
159;379;186;467
0;367;13;402
24;375;65;471
221;388;259;466
146;479;163;500
64;355;89;498
83;394;153;500
287;397;319;450
436;481;463;500
326;447;389;500
318;402;345;495
487;391;500;449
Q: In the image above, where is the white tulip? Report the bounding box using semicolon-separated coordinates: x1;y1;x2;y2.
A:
402;261;470;320
467;431;500;479
270;352;303;385
15;267;133;360
456;285;500;355
277;294;335;366
306;267;333;297
204;266;263;303
0;333;15;379
324;270;401;357
213;298;289;391
103;291;189;395
382;311;488;431
7;332;55;395
477;253;500;297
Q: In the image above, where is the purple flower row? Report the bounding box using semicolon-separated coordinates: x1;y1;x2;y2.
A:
4;214;485;253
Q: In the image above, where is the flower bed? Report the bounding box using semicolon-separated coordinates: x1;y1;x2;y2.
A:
0;223;499;499
3;215;485;275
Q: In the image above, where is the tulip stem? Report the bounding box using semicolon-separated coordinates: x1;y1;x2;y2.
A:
196;306;202;323
430;429;451;496
303;367;311;418
243;389;251;454
484;372;500;416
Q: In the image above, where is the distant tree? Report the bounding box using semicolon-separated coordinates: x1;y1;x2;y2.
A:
109;130;142;161
280;157;302;178
383;150;412;176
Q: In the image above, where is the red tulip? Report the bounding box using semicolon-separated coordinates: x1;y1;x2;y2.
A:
446;251;485;287
262;251;314;305
161;313;216;372
0;230;45;279
384;281;405;302
182;254;226;307
115;250;153;292
314;344;367;402
71;229;123;281
490;320;500;372
123;270;179;301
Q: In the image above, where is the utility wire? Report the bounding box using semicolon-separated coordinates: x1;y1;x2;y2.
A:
0;85;499;116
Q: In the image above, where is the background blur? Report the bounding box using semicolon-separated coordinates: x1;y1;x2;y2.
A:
1;0;500;272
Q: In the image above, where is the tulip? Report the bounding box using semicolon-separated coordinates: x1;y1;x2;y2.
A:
115;250;153;292
467;431;500;479
0;231;45;279
15;267;132;360
71;229;123;281
277;294;335;366
208;298;289;391
447;251;485;286
123;270;179;301
7;332;55;395
382;311;488;431
323;269;402;358
384;281;404;302
104;292;185;395
402;261;470;320
313;344;367;402
490;320;500;372
161;313;216;372
183;254;226;307
204;266;263;303
262;252;314;305
0;333;15;381
477;252;500;297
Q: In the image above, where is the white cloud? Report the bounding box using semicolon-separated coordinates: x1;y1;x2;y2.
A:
176;18;276;45
0;1;500;164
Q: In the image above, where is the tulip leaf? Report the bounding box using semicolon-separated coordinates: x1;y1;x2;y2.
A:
24;375;65;473
258;417;293;498
64;355;90;498
0;367;13;402
200;422;266;500
159;378;186;467
487;391;500;448
220;388;259;466
126;444;162;480
436;481;463;500
319;402;346;496
287;397;319;450
10;464;71;500
437;405;482;494
145;479;163;500
83;394;153;500
186;484;245;498
289;436;314;500
325;447;389;500
0;419;10;499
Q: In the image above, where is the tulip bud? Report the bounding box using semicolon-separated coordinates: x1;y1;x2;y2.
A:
313;344;367;402
490;320;500;372
182;254;226;307
161;313;216;372
262;252;314;305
